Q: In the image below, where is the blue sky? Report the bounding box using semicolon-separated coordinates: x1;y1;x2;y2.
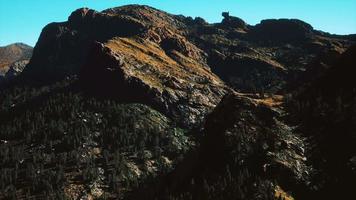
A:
1;0;356;46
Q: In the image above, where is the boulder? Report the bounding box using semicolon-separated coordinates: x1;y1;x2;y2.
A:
220;12;247;30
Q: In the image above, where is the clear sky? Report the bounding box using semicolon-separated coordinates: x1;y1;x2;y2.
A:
1;0;356;47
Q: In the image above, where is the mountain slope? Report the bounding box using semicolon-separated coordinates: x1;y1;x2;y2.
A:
0;79;193;199
287;45;356;199
0;43;32;80
80;37;227;127
131;92;311;200
22;6;229;127
0;4;355;200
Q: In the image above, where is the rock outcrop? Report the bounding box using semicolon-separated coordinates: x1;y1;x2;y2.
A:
248;19;315;44
220;12;247;30
4;60;29;79
80;37;227;127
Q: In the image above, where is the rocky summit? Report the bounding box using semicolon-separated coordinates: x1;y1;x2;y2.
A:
0;4;355;200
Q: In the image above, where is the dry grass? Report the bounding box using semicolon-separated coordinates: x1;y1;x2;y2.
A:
274;185;294;200
105;37;224;91
0;62;10;69
256;95;284;107
239;93;284;108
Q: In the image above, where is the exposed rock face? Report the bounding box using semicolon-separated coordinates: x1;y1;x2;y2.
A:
23;7;146;81
80;37;227;127
5;60;29;79
23;5;194;81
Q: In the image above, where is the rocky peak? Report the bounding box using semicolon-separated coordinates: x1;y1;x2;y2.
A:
249;19;315;43
23;5;195;83
68;8;98;26
102;5;186;28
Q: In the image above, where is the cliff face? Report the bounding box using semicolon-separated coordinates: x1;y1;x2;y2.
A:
23;6;189;81
80;38;227;127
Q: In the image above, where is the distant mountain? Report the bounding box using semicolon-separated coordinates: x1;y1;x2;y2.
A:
0;43;32;81
0;4;355;200
0;43;32;68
